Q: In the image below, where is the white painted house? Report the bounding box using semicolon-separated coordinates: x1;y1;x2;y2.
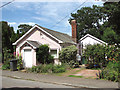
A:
78;34;107;56
70;20;107;56
13;20;107;68
13;24;75;68
79;34;107;49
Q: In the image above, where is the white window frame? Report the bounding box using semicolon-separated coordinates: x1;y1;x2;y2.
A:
50;49;58;58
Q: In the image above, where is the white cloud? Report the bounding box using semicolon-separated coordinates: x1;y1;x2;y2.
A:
19;22;35;26
8;22;17;25
2;0;104;2
33;17;49;22
3;1;104;35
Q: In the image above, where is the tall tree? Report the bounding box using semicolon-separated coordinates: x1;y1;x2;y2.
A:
1;21;15;51
69;3;120;45
1;21;16;63
18;24;32;33
69;5;105;41
103;2;120;45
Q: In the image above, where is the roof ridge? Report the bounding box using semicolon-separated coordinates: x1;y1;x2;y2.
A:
36;24;71;37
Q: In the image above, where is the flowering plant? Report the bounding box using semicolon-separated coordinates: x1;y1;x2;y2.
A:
16;51;23;70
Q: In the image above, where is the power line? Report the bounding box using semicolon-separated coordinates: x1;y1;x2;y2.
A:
0;0;15;8
51;0;88;29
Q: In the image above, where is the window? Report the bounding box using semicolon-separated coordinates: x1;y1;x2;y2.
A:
50;50;57;58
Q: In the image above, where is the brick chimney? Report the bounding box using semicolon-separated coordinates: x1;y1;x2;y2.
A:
71;20;77;43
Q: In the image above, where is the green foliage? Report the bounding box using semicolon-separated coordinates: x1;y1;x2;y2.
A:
104;2;120;37
69;2;120;46
59;45;77;65
2;60;10;70
83;44;107;68
105;45;120;63
26;63;69;73
98;62;119;82
102;27;118;45
36;45;54;64
2;48;14;63
1;21;15;51
69;5;105;40
83;44;120;68
17;54;23;70
1;21;16;63
18;24;32;33
68;75;83;78
52;64;67;73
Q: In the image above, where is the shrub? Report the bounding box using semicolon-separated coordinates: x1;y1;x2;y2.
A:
98;62;119;82
83;44;120;69
36;45;54;64
41;64;53;73
2;48;14;70
26;63;70;73
52;65;66;73
83;44;107;68
16;52;23;70
2;48;14;63
59;45;77;65
2;60;10;70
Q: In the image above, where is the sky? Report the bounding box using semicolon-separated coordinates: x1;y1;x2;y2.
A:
1;0;104;36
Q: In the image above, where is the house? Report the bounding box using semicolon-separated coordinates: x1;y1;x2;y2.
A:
70;20;107;55
13;24;76;68
13;19;107;68
79;34;107;55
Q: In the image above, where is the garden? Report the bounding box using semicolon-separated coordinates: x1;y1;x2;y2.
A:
1;44;120;82
83;44;120;82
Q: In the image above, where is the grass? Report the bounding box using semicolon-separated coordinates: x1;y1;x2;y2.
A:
91;68;101;70
54;68;85;76
68;75;83;78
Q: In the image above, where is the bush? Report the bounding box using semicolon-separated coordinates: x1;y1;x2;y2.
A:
41;64;53;73
83;44;120;69
2;48;14;63
2;60;10;70
52;65;66;73
36;45;54;64
17;55;23;70
83;44;107;68
59;45;77;65
26;63;70;73
98;62;119;82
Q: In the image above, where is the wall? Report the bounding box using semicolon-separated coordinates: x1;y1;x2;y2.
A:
16;27;62;66
81;36;104;49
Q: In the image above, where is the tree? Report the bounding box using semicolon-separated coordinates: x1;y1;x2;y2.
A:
18;24;32;34
1;21;15;52
102;27;118;45
69;5;105;41
36;45;54;64
1;21;15;63
83;44;108;68
103;2;120;46
69;3;120;46
59;45;77;65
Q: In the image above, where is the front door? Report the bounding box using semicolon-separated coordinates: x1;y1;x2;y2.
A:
24;49;32;68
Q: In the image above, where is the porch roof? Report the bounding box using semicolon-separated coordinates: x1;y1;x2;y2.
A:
27;40;41;48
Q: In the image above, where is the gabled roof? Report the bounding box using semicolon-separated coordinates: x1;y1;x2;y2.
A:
37;25;75;44
79;34;107;45
27;40;41;48
19;40;41;49
13;24;75;45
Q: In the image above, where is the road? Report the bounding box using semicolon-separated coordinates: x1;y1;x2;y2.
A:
2;76;75;88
